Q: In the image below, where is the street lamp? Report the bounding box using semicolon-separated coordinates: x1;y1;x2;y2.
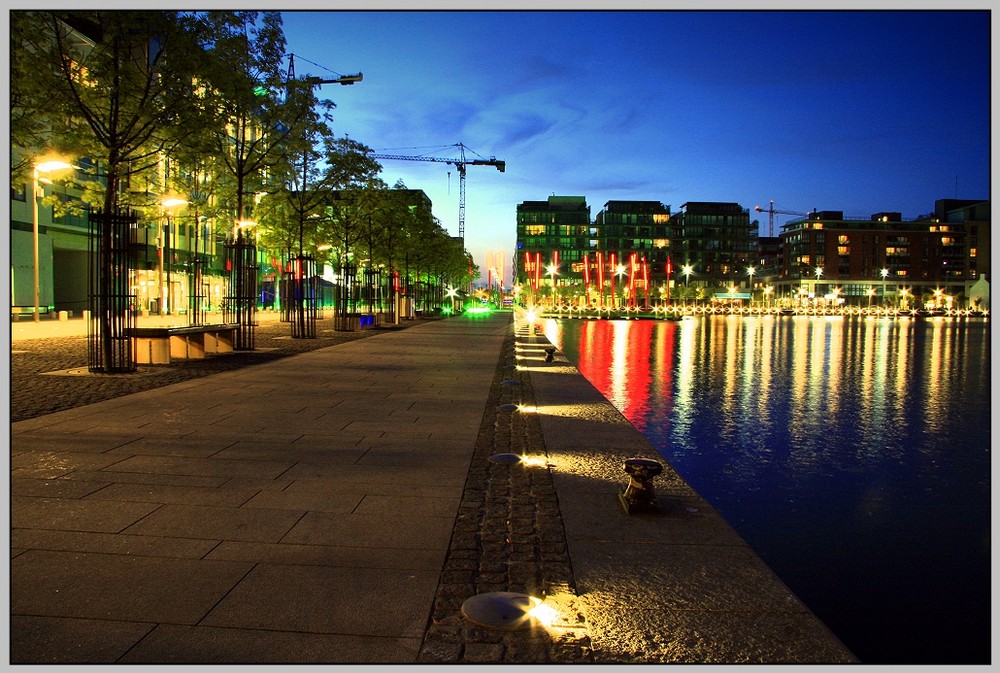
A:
31;160;76;322
546;264;558;306
746;265;756;305
880;268;889;305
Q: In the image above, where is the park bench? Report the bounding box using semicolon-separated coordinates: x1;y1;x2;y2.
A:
128;323;238;364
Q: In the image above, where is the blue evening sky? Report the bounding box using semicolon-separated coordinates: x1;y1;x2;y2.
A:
281;9;990;285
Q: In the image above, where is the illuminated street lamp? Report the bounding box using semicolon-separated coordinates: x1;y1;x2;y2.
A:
931;288;944;311
867;287;877;308
234;218;257;239
880;268;889;305
31;160;76;322
546;264;558;305
682;264;693;304
746;265;756;305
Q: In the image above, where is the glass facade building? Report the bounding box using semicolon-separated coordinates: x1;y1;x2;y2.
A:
670;201;757;289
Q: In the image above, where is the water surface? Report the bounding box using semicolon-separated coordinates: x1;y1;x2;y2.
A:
544;315;990;664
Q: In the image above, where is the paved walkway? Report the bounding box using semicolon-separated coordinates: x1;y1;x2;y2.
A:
9;311;856;664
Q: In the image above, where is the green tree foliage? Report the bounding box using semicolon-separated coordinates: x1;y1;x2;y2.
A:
199;11;319;233
10;9;481;316
17;11;212;216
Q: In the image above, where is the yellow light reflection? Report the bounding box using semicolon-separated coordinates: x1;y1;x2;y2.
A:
519;454;549;467
527;600;559;627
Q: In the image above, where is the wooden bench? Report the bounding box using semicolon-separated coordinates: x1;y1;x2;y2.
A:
128;323;238;364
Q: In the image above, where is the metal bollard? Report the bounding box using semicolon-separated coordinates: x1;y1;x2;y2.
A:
618;457;663;514
544;347;555;362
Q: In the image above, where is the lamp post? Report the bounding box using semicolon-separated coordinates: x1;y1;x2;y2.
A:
682;264;693;305
880;268;889;306
31;160;75;323
814;266;823;306
746;265;756;306
546;264;558;307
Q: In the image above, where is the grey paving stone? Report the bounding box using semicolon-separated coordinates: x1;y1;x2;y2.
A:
11;550;252;623
119;623;421;664
120;502;303;542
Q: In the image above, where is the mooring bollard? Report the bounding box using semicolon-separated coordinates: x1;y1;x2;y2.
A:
618;457;663;514
544;347;555;362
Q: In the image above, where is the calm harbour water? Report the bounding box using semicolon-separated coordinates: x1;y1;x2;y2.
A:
543;315;991;665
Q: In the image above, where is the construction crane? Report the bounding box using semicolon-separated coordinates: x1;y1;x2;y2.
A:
754;200;808;237
367;144;505;241
288;53;363;87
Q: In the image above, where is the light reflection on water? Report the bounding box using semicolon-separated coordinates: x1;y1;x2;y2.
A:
544;315;990;665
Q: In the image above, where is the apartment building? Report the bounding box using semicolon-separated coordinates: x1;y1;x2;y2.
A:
774;199;989;303
514;195;989;308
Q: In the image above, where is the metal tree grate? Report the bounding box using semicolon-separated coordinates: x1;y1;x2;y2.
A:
187;221;208;326
87;208;137;373
334;262;356;331
288;255;318;339
224;230;258;350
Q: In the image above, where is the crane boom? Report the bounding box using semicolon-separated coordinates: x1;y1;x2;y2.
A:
367;143;505;240
288;53;363;87
754;200;808;237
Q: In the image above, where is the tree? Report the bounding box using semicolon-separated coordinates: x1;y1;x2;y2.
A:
9;12;68;181
16;11;216;369
25;11;211;216
198;11;301;232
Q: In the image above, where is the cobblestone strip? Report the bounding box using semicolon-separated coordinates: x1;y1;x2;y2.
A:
418;322;594;664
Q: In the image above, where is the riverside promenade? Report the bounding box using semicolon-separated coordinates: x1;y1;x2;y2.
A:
9;310;856;664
